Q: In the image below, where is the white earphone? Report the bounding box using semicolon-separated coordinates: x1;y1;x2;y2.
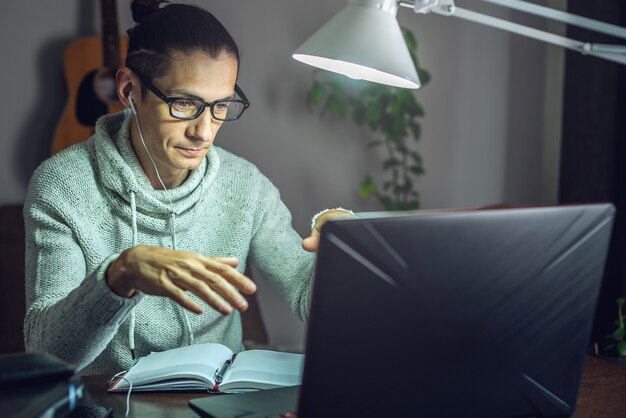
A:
128;91;137;114
127;87;175;213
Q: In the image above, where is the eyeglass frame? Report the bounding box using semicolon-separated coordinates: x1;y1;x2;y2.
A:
126;64;250;121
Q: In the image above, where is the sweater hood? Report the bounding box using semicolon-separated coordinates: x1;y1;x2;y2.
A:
90;111;214;355
91;111;220;221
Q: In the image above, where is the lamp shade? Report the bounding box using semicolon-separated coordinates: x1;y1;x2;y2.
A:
293;1;420;89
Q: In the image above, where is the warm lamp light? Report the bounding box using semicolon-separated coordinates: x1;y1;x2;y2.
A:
292;0;419;89
293;0;626;89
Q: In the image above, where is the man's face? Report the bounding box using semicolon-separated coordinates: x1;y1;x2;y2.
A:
130;50;238;187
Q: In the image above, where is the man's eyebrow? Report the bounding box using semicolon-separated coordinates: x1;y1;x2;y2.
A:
169;89;236;102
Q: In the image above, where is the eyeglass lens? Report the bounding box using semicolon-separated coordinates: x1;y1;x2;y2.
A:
170;99;246;121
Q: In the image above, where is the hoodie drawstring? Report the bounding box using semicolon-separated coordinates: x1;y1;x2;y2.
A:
169;212;177;251
127;192;195;359
170;211;195;346
128;191;138;359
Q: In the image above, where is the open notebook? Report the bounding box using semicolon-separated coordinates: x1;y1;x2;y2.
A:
108;343;304;393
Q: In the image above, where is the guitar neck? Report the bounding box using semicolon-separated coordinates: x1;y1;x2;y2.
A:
101;0;121;69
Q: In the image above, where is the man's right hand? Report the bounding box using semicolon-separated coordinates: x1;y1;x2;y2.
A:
105;245;257;315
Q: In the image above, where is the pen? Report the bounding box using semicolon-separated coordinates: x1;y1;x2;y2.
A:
214;359;232;384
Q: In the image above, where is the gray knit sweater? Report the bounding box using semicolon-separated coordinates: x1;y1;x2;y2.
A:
24;111;315;374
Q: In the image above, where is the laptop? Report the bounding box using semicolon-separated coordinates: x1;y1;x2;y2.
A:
190;204;615;418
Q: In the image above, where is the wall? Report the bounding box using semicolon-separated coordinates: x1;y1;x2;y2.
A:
0;0;558;351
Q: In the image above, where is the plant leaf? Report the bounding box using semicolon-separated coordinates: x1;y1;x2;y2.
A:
394;180;412;194
390;91;403;113
612;326;625;341
392;116;407;139
378;195;394;211
409;122;421;140
365;102;381;125
410;165;425;176
307;81;326;108
328;80;347;98
406;201;419;210
402;26;417;51
304;26;428;213
396;143;408;154
409;97;425;117
359;175;377;198
383;159;401;170
418;68;431;86
618;340;626;357
327;94;347;119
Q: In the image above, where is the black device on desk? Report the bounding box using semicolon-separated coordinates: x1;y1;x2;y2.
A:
190;204;615;418
0;352;83;418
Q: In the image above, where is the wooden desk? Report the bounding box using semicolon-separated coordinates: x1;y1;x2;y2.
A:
574;356;626;418
82;356;626;418
82;376;206;418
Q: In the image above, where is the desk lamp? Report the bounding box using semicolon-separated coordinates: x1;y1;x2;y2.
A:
292;0;626;89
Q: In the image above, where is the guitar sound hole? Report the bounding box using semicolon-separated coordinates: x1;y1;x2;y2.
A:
76;70;108;126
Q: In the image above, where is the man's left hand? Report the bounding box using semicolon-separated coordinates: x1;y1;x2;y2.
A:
302;209;355;252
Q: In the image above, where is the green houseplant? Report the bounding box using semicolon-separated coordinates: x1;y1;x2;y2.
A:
605;297;626;358
306;28;430;211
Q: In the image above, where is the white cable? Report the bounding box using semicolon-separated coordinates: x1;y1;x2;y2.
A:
170;212;178;250
121;376;133;417
130;97;196;349
130;99;175;211
182;308;195;345
129;311;136;359
129;191;138;359
109;371;133;417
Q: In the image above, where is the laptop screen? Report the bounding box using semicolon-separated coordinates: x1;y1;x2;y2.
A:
299;204;614;417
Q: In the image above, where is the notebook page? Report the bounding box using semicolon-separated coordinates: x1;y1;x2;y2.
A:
120;343;233;387
222;350;304;389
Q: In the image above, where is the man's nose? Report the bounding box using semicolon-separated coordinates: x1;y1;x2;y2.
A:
187;108;218;142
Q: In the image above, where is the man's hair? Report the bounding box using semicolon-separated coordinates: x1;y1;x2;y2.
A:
125;0;240;96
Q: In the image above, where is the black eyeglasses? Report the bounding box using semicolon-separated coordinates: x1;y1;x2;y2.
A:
127;64;250;121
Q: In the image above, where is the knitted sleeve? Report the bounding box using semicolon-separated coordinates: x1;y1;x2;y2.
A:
248;177;315;321
23;169;142;371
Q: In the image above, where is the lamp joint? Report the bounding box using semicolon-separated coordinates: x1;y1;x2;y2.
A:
411;0;456;15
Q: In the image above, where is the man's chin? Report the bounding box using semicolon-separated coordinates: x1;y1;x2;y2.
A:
182;157;205;171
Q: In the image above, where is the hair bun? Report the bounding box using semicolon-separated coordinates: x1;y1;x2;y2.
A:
131;0;167;24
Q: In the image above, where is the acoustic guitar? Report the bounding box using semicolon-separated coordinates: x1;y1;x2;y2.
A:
52;0;128;155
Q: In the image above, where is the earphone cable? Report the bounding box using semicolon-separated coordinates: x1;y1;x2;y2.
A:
130;98;175;211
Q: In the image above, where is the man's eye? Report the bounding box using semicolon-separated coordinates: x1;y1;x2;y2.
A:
174;100;193;109
214;103;228;111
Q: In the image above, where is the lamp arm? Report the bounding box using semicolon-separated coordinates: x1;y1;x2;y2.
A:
448;6;626;66
398;0;626;66
482;0;626;40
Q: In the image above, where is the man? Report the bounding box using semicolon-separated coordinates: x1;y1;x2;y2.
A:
24;1;350;374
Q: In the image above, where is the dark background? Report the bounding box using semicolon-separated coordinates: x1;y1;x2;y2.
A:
560;0;626;347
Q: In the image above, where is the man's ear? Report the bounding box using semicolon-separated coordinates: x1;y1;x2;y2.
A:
116;67;136;110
